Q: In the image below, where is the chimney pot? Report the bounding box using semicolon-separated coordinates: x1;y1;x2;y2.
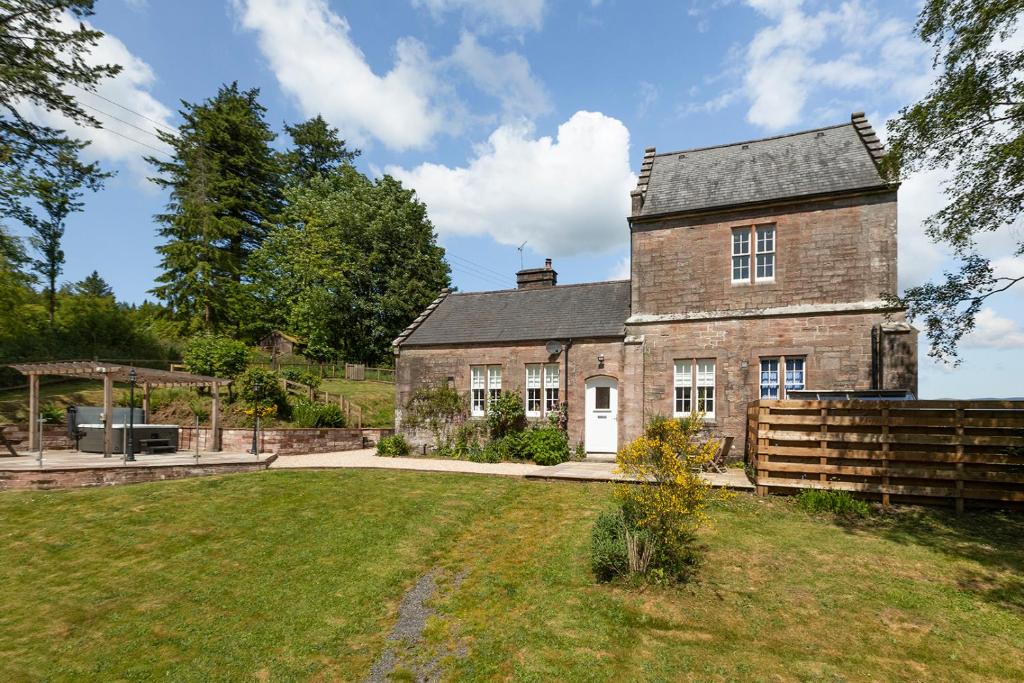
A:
544;258;552;270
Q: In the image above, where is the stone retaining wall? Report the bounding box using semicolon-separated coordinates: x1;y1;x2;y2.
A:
0;459;275;492
0;424;73;451
179;427;393;455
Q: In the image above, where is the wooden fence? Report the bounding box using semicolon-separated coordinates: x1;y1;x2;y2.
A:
281;379;363;429
747;399;1024;511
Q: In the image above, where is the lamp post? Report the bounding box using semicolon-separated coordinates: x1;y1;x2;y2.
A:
250;377;261;458
126;367;137;462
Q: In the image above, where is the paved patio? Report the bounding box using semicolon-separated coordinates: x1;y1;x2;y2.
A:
270;449;755;489
0;450;273;471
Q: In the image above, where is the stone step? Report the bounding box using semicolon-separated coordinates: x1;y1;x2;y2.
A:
584;453;616;463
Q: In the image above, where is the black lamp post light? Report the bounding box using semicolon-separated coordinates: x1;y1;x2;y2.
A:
250;377;262;459
126;367;137;462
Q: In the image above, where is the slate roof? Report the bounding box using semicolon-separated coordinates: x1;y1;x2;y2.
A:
396;280;631;347
633;114;891;218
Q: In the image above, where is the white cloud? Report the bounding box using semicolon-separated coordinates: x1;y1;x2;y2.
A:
388;111;636;256
636;81;659;118
449;33;550;119
692;0;933;130
233;0;446;151
21;13;173;178
964;308;1024;349
412;0;546;32
895;168;951;292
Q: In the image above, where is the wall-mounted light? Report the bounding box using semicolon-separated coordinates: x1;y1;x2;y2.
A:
740;360;749;370
597;354;605;369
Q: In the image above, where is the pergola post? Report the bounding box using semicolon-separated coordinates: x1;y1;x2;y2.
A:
27;373;39;451
103;372;114;457
211;384;222;452
142;383;151;420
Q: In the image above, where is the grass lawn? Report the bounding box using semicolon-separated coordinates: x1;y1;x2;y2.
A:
1;471;1022;681
320;377;395;427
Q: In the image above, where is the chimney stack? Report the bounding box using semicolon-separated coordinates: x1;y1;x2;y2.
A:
517;258;557;289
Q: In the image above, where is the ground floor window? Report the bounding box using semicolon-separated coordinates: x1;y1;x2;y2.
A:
525;365;542;416
544;363;560;414
674;358;715;418
471;365;502;416
760;356;805;399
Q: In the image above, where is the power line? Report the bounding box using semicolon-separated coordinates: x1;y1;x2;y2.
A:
69;83;179;134
79;99;172;145
446;257;512;287
98;125;173;158
447;253;510;280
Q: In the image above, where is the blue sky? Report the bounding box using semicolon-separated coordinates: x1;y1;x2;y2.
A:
17;0;1024;397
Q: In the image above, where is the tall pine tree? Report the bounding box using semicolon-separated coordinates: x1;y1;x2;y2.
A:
282;115;359;183
147;83;282;333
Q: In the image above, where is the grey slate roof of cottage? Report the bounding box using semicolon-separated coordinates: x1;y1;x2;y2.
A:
397;280;631;346
634;115;890;218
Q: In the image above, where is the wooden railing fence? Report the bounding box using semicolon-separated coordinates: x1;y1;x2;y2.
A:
281;379;363;429
747;399;1024;511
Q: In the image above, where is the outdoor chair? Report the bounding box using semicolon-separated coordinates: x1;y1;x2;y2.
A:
698;436;733;474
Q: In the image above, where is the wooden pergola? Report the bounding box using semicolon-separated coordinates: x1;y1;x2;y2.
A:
8;361;232;456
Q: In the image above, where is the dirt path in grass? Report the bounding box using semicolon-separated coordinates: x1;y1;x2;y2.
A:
366;568;468;683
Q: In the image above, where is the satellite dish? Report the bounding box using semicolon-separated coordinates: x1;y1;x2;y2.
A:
545;340;563;356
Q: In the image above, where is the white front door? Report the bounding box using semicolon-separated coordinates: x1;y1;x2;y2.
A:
585;377;618;453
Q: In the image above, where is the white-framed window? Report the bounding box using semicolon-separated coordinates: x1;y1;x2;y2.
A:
760;356;805;399
674;358;715;418
731;229;750;282
525;365;542;416
785;357;805;395
488;366;502;408
696;360;715;417
471;366;486;416
544;363;560;413
755;225;775;280
732;224;776;283
673;360;692;416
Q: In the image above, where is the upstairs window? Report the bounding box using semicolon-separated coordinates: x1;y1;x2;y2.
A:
674;359;715;419
756;226;775;280
544;363;560;413
760;356;805;399
732;224;776;283
731;229;750;282
471;365;502;417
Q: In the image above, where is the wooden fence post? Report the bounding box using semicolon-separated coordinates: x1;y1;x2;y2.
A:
756;403;769;497
819;405;828;483
881;405;891;507
955;407;965;515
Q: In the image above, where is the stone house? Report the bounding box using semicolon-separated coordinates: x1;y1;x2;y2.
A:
393;113;918;454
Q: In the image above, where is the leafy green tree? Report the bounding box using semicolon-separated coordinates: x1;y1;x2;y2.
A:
282;115;359;183
0;225;35;360
248;167;450;363
25;150;108;322
882;0;1024;362
73;270;113;298
0;1;118;231
181;334;251;382
148;83;283;333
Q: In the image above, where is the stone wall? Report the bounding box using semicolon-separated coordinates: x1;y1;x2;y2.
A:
0;459;274;492
0;424;73;451
623;309;916;452
178;427;393;455
630;192;898;316
395;338;625;450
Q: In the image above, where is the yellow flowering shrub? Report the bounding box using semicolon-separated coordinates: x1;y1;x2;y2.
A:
611;414;731;577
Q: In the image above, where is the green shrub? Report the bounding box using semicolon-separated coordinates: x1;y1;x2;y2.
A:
39;403;65;424
526;426;569;466
182;334;251;380
377;434;410;457
591;508;629;582
486;391;527;439
280;367;321;390
236;367;289;417
447;422;483;458
483;431;529;462
403;385;466;452
796;489;872;517
573;441;586;461
290;398;346;428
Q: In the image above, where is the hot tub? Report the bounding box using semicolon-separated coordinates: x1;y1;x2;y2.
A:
77;424;180;454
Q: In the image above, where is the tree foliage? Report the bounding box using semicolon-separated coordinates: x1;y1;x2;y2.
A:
882;0;1024;362
148;83;283;334
181;334;251;380
248;166;450;363
0;1;117;228
281;115;359;183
